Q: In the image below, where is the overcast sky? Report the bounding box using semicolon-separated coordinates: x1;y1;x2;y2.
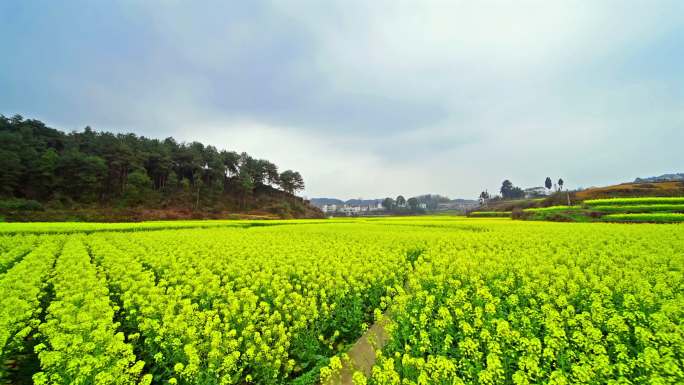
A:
1;1;682;199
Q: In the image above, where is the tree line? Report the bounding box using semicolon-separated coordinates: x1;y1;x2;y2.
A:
0;115;305;209
479;177;566;202
380;194;450;212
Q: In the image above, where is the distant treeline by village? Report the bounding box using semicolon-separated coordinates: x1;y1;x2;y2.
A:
0;115;318;220
311;195;479;216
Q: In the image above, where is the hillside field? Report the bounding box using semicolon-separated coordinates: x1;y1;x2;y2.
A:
519;197;684;223
574;181;684;200
0;217;682;385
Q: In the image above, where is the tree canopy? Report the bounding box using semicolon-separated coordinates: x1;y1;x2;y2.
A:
407;197;419;210
0;115;305;209
500;179;525;199
382;197;395;210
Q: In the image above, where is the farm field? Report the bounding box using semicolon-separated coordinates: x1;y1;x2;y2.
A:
0;217;682;385
516;197;684;223
467;212;511;218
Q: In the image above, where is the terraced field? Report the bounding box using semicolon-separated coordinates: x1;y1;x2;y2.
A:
0;217;682;384
520;197;684;223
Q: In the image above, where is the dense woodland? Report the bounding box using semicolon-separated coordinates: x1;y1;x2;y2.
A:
0;115;317;219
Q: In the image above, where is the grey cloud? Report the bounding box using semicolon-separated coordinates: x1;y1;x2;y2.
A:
1;0;683;198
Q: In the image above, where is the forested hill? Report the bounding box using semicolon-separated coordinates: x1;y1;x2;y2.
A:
0;114;322;221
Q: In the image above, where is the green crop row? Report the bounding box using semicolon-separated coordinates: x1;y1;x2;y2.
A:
584;197;684;206
522;205;576;213
0;219;339;235
0;220;247;235
33;238;146;385
468;211;511;218
590;204;684;213
0;238;62;378
519;202;684;222
602;213;684;223
0;235;36;275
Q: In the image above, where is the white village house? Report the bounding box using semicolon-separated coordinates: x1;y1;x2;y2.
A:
524;186;548;198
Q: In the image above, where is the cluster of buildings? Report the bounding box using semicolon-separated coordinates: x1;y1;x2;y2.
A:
321;202;385;215
436;200;479;211
523;186;548;198
317;186;555;217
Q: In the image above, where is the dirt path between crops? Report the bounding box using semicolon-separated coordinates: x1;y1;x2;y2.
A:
322;314;392;385
346;316;390;383
323;251;423;385
324;288;411;384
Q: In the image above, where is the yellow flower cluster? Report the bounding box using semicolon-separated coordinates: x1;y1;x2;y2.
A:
85;223;422;384
370;221;684;384
0;218;682;385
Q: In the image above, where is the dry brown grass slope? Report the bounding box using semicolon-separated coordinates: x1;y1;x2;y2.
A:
575;181;684;200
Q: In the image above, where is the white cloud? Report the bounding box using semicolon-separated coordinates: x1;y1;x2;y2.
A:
171;119;443;199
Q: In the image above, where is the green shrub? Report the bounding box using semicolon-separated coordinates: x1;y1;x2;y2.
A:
0;199;44;211
516;206;595;222
511;208;524;220
267;202;293;218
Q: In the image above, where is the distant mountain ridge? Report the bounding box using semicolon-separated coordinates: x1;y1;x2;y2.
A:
635;173;684;183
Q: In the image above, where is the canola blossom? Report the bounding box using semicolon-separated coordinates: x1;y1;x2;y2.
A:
0;218;681;384
367;222;684;385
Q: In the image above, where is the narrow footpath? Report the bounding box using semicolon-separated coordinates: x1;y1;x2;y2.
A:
324;249;423;385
